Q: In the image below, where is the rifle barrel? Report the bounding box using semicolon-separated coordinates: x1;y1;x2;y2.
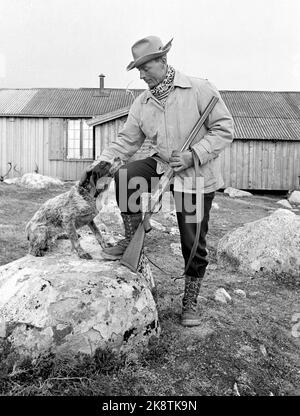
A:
179;96;219;152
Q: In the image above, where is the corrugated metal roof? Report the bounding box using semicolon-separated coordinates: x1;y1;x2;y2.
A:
0;89;38;114
234;117;300;140
222;91;300;119
220;91;300;140
0;88;300;140
87;106;130;126
1;88;300;119
0;88;144;117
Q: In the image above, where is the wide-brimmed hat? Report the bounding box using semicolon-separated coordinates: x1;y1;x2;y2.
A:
126;36;173;71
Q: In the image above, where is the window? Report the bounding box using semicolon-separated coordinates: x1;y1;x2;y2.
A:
67;119;93;159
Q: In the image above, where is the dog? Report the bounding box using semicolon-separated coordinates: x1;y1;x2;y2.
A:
25;158;123;259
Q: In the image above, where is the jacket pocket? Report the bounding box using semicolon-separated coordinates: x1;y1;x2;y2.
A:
199;159;217;188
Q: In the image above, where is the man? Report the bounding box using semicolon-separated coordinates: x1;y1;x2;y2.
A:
81;36;234;327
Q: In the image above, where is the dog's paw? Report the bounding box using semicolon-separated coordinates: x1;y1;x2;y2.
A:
79;252;93;260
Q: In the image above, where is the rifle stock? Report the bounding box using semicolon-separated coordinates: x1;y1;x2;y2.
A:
120;222;146;272
120;96;219;273
120;171;173;271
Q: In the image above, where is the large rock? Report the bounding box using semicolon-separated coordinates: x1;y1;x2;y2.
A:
214;288;232;304
19;173;64;189
3;177;20;185
0;235;159;359
277;199;292;209
288;190;300;205
224;187;253;198
217;209;300;278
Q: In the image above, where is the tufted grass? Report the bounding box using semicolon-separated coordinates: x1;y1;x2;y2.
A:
0;182;299;396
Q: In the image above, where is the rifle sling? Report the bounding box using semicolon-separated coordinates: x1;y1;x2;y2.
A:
183;149;202;276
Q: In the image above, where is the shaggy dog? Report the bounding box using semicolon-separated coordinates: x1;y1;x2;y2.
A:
25;159;122;259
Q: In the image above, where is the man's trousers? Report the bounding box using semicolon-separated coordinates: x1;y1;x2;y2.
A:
115;157;215;278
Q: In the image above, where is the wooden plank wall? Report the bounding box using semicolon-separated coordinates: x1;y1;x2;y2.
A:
0;117;92;181
94;116;152;162
219;139;300;190
1;116;299;189
95;120;300;190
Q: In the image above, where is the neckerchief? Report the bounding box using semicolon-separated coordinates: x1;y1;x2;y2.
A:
150;65;175;107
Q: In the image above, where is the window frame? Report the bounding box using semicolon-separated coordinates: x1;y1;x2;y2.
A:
66;118;95;161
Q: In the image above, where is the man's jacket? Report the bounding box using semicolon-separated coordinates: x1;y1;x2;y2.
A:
100;70;234;193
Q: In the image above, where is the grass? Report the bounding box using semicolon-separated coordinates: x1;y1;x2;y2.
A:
0;182;299;396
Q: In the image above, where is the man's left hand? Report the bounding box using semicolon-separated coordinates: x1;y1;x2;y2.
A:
169;150;194;173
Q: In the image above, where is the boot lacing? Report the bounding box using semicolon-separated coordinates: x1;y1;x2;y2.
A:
116;213;142;247
182;276;202;312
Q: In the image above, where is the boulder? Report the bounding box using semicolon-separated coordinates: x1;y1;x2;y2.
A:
19;173;64;189
215;288;232;304
0;235;159;359
163;209;177;224
277;199;292;209
168;226;180;236
288;190;300;205
224;187;253;198
217;209;300;278
150;219;166;231
260;345;268;357
233;289;247;298
3;178;21;185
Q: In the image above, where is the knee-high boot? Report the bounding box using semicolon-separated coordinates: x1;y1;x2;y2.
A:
181;275;203;327
102;212;142;260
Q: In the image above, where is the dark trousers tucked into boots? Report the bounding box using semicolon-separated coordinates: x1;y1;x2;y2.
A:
175;191;214;326
110;157;215;325
174;190;215;278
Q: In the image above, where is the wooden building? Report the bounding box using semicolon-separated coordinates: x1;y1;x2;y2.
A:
0;86;299;190
0;86;143;181
220;91;300;190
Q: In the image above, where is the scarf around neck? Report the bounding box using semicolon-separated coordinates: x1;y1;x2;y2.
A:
150;65;175;106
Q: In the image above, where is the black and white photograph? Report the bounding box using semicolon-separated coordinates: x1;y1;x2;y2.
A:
0;0;299;404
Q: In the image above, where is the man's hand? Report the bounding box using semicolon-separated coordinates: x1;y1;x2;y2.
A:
169;150;194;173
79;160;105;187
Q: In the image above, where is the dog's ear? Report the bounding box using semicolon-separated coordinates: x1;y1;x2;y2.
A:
89;171;97;191
79;168;94;187
89;161;112;193
92;161;111;177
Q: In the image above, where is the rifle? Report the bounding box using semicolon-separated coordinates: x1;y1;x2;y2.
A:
120;95;219;272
